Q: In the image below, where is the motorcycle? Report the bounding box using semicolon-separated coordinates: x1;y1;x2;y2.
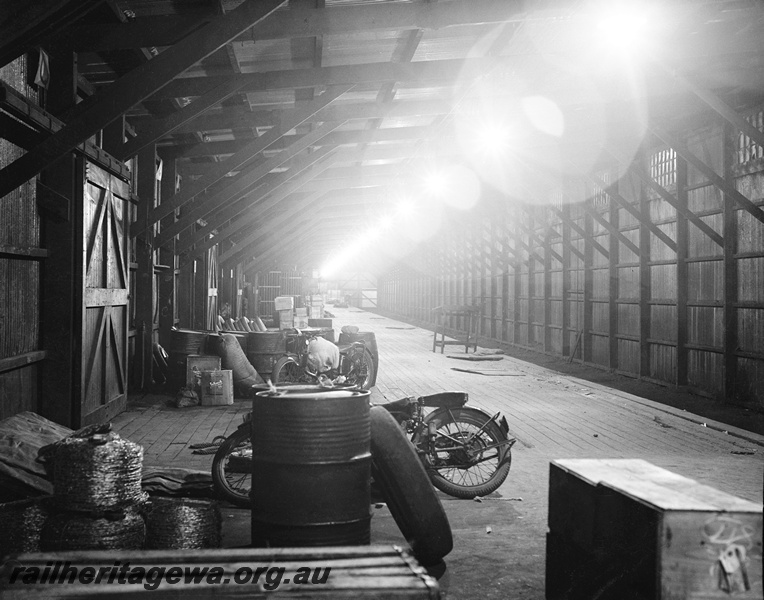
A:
377;391;515;499
212;389;515;507
271;329;376;391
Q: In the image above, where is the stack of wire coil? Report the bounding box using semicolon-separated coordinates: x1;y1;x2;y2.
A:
41;430;147;551
0;497;52;553
144;496;222;549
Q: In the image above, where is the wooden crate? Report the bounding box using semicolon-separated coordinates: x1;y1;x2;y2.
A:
547;459;762;600
0;545;440;598
185;355;221;390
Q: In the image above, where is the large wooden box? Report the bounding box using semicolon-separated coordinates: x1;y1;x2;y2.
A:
547;459;762;600
0;546;440;598
186;355;221;390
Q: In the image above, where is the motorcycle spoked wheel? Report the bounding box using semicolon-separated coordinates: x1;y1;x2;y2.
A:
211;427;253;508
342;347;376;390
421;407;511;499
271;355;308;385
369;406;453;566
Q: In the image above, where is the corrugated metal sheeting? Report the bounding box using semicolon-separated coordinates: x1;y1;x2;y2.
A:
378;117;764;410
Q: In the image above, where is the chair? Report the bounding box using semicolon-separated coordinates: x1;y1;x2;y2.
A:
432;305;481;354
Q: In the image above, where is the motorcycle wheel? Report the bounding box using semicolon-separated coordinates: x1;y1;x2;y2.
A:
369;406;453;566
422;407;511;499
342;347;376;390
211;427;252;508
271;355;305;384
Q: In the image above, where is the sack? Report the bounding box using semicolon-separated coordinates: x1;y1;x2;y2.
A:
307;337;340;373
213;334;263;393
174;387;199;408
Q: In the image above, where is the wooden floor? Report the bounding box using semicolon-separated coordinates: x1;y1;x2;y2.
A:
113;305;763;600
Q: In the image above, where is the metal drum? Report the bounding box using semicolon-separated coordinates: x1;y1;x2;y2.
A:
168;329;207;390
251;386;371;547
246;330;287;377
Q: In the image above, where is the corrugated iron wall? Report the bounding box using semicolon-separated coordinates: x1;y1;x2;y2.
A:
0;56;42;419
379;117;764;410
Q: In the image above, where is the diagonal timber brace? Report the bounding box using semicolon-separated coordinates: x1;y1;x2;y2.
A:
133;84;351;238
651;125;764;226
0;0;287;199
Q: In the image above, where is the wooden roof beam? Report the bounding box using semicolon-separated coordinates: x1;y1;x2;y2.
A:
654;61;764;150
133;84;351;237
147;97;452;136
190;169;403;264
0;0;287;199
168;124;439;159
68;0;528;52
163;131;341;248
149;56;506;100
116;75;252;160
178;147;342;261
0;0;100;67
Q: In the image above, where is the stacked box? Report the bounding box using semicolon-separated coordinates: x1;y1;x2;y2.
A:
200;370;233;405
185;355;222;390
274;296;294;311
278;309;294;330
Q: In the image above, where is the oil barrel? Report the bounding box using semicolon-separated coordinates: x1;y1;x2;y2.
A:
167;329;207;391
251;386;371;547
246;330;287;377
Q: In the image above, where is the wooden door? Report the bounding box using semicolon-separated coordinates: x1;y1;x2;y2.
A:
79;162;129;425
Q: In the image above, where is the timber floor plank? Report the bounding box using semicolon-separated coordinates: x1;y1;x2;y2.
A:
109;306;762;600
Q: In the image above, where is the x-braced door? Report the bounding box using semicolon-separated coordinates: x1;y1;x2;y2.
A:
79;162;129;425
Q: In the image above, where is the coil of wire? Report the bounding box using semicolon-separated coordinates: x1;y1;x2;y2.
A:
0;497;52;553
144;496;222;549
40;504;146;551
53;432;145;512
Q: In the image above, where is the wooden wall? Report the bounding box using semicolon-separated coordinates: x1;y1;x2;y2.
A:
0;56;42;420
378;116;764;410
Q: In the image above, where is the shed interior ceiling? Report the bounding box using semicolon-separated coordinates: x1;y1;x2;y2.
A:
2;0;764;272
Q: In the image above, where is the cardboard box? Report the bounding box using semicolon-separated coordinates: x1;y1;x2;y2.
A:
547;459;762;600
278;309;294;330
274;296;294;311
200;369;233;405
185;355;222;390
294;316;309;328
295;307;308;317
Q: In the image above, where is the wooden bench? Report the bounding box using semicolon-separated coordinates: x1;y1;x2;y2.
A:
547;458;762;600
0;545;440;599
431;305;481;354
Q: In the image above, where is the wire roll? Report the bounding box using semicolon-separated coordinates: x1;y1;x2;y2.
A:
40;504;146;551
53;432;144;512
144;496;222;549
0;497;52;554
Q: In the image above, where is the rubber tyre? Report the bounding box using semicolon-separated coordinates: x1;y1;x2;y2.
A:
423;407;511;499
369;406;453;566
344;347;376;390
271;355;304;385
211;427;252;508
